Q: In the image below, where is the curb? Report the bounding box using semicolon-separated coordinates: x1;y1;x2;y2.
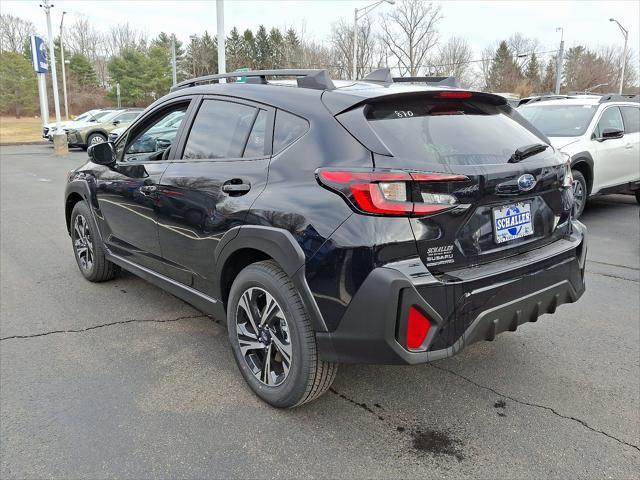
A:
0;141;50;146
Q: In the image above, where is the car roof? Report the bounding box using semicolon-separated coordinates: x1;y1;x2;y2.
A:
160;79;506;117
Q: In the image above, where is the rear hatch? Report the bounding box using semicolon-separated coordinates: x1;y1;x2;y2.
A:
332;90;574;274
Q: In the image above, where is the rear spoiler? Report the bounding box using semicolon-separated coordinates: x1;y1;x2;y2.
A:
322;88;508;116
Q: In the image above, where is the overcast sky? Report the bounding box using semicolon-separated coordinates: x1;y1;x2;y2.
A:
6;0;639;62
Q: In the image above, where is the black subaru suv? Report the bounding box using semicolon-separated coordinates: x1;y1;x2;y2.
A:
65;69;587;408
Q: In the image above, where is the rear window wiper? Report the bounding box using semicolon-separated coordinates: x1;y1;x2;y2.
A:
509;143;549;163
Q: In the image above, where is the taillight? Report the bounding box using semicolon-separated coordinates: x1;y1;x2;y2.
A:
406;306;431;350
316;169;467;217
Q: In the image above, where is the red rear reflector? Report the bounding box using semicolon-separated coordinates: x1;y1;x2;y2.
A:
406;306;431;350
436;91;473;99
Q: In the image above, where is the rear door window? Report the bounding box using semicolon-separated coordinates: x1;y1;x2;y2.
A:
621;106;640;134
183;99;257;160
243;109;267;158
366;99;546;165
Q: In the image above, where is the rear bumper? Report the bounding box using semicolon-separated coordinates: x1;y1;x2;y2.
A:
316;220;587;365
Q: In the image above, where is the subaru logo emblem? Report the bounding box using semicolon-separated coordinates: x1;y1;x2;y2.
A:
518;174;536;192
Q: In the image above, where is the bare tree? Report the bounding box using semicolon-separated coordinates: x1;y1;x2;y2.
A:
507;33;541;70
432;37;473;87
105;23;147;57
330;17;379;79
477;43;496;90
380;0;442;76
0;14;35;54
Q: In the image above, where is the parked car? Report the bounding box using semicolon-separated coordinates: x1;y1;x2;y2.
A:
108;109;186;143
43;109;103;140
65;108;143;149
519;94;640;214
65;69;586;408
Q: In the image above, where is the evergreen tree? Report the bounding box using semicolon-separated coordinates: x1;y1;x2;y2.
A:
487;40;522;92
540;57;556;93
226;27;244;72
269;27;284;69
0;51;38;117
254;25;271;69
68;53;98;87
241;29;256;69
524;52;541;93
284;28;300;67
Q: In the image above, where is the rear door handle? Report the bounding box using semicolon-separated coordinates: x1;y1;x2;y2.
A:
624;143;633;149
222;180;251;195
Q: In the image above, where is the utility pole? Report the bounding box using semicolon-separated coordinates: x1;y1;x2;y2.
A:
170;34;177;86
610;18;628;94
554;27;564;95
59;10;69;120
116;83;121;108
352;0;395;81
216;0;226;83
41;0;67;155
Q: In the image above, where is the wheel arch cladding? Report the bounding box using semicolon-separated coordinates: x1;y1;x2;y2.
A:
215;226;328;332
570;152;594;194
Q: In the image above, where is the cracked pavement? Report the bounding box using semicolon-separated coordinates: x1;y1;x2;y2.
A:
1;145;639;478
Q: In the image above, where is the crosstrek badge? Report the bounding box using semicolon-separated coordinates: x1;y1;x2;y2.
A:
493;202;534;244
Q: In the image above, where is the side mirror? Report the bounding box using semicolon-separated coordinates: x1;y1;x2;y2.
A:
600;128;624;141
112;119;121;125
88;141;116;166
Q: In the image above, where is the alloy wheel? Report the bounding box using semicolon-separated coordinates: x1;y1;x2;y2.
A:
73;214;94;271
90;135;105;145
235;287;292;386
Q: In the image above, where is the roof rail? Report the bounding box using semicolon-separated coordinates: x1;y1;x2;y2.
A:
361;68;459;88
170;69;335;92
598;93;640;103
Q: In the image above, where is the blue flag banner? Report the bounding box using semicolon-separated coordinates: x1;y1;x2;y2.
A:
30;35;48;73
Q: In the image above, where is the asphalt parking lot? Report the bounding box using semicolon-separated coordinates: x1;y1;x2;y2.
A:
1;144;638;479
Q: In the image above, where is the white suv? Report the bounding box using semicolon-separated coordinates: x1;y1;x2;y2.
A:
519;94;640;217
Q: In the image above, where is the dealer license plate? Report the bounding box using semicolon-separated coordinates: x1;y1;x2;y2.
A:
492;202;534;244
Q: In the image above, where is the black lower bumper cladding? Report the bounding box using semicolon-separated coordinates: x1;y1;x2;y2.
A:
316;222;587;365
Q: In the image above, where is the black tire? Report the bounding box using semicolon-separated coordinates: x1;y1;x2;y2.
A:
86;132;107;148
70;201;119;282
571;169;588;218
227;260;337;408
635;190;640;205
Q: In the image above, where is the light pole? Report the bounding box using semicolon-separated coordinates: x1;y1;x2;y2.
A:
216;0;226;83
352;0;394;80
170;34;177;86
40;0;67;155
609;18;628;94
554;27;564;95
60;10;69;120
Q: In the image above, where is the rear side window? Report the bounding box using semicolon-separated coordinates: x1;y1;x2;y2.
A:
621;106;640;134
366;99;546;165
183;100;256;159
273;110;308;154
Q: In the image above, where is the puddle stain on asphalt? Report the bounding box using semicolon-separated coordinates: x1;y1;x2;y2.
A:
494;399;507;417
329;388;467;462
412;428;465;462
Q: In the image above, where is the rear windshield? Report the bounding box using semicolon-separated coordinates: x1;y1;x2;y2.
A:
366;99;546;165
518;104;597;137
